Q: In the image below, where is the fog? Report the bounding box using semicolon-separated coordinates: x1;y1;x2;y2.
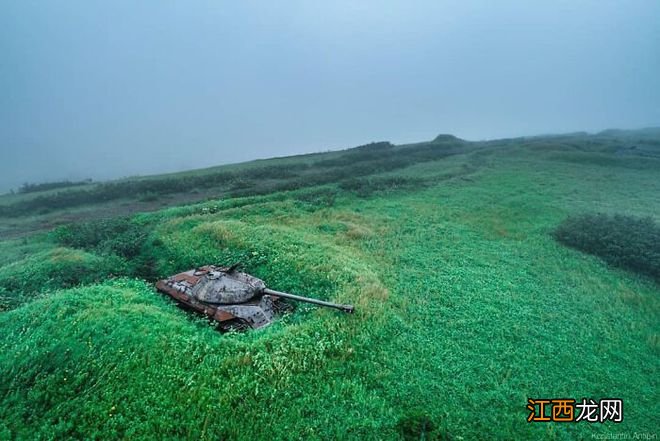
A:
1;0;659;192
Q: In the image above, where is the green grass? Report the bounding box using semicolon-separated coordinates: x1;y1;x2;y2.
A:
0;130;659;440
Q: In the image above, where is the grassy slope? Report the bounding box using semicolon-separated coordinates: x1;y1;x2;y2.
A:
0;132;659;440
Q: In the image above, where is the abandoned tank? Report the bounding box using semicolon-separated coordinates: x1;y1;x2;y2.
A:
155;265;354;330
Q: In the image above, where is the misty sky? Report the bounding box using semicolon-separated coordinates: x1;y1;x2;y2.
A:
1;1;659;192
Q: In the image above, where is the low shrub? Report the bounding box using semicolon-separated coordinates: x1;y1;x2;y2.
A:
396;410;450;441
52;217;150;259
138;192;160;202
0;248;127;310
294;187;337;208
18;179;92;194
51;216;158;279
554;213;660;281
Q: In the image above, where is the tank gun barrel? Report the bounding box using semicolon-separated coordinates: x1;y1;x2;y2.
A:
263;288;354;314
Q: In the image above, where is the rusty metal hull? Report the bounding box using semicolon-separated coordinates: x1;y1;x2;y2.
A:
155;265;280;329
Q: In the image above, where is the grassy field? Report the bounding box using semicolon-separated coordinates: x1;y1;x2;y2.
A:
0;130;658;440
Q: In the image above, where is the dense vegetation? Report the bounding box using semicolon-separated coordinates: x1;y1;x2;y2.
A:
0;130;659;440
554;213;660;282
0;138;469;217
17;179;93;194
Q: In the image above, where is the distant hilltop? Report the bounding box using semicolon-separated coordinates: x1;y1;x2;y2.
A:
597;127;660;138
432;134;464;143
2;126;659;199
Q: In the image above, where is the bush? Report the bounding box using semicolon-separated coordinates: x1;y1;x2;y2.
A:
138;192;160;202
52;217;150;259
0;248;127;310
554;213;660;281
18;179;92;194
294;187;337;208
51;216;158;279
396;410;451;441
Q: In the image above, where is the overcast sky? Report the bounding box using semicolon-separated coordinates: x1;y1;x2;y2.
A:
1;1;659;192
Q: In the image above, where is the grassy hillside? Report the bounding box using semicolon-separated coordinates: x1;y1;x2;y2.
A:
0;130;659;440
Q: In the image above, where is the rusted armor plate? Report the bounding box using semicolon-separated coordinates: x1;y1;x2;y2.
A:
217;296;276;328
